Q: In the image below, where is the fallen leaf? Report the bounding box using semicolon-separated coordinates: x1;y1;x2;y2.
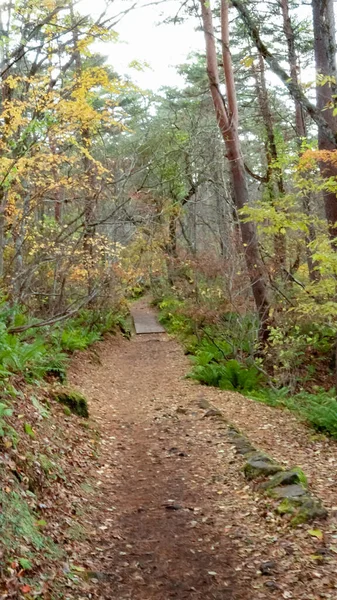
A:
20;585;31;594
308;529;323;540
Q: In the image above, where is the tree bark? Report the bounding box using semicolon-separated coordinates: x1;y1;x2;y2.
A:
200;0;270;340
279;0;306;138
312;0;337;243
253;53;286;272
231;0;337;147
70;1;97;294
280;0;320;280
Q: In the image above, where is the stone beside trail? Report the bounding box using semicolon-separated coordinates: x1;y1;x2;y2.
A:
226;423;327;525
67;306;337;599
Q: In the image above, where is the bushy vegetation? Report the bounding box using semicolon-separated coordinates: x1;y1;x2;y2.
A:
158;295;262;388
157;291;337;439
251;388;337;439
189;360;262;392
0;300;130;385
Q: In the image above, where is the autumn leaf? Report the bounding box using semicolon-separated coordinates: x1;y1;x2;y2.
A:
20;585;32;594
308;529;323;540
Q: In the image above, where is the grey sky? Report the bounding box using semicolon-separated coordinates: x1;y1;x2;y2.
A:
82;0;204;89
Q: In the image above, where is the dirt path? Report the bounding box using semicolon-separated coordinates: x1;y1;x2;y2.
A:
68;307;337;600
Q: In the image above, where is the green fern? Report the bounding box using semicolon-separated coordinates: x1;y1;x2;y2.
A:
188;363;225;387
189;359;262;392
191;350;217;367
59;328;101;352
218;360;262;392
0;402;13;437
250;388;337;439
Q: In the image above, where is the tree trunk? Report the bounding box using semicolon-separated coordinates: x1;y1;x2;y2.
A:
312;0;337;243
280;0;306;139
70;1;97;294
253;53;286;272
280;0;320;280
200;0;270;340
231;0;337;147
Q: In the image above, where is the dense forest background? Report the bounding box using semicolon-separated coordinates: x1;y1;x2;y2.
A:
3;1;337;596
1;0;337;422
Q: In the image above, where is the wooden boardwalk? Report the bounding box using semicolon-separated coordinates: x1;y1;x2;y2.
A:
131;303;165;334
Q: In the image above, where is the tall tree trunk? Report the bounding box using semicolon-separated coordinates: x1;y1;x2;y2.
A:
253;53;286;273
0;3;12;281
231;0;337;146
255;54;285;196
280;0;306;139
280;0;320;281
312;0;337;243
200;0;270;340
70;1;97;294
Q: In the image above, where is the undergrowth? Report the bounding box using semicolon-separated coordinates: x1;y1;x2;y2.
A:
0;476;59;558
251;388;337;439
0;301;131;384
0;301;129;592
157;294;337;439
158;295;263;393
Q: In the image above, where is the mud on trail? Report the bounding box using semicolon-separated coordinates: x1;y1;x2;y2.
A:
68;309;337;600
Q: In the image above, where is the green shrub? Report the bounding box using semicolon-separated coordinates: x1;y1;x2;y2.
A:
192;338;233;362
0;328;68;381
59;328;101;352
218;360;263;391
158;297;193;337
250;388;337;438
189;359;262;392
189;363;225;387
0;301;128;385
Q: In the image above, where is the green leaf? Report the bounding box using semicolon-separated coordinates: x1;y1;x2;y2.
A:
19;557;33;570
308;529;323;540
24;423;35;438
35;519;47;528
71;565;86;572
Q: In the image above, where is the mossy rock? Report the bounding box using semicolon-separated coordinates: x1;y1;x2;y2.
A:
277;494;328;525
244;453;283;480
228;432;255;456
271;484;307;499
291;467;308;488
53;388;89;418
260;469;304;491
277;497;296;516
291;496;328;525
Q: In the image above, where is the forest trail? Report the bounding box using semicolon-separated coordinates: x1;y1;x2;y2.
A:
68;302;337;600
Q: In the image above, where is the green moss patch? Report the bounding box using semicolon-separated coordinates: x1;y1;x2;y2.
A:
0;477;59;560
52;388;89;418
244;456;283;480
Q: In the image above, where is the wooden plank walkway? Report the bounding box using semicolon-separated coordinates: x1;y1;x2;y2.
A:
131;304;165;334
